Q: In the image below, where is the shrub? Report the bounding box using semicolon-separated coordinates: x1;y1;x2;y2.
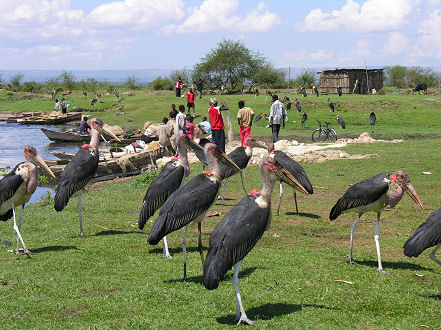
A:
152;77;174;91
125;74;137;90
10;73;24;88
21;81;42;93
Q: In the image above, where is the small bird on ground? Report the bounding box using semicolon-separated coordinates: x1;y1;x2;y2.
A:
370;108;376;132
328;98;335;113
336;115;345;129
301;112;308;128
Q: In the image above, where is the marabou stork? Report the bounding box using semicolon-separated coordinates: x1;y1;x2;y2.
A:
295;98;301;113
193;137;211;169
328;98;335;113
337;86;342;97
113;88;119;98
148;143;241;280
370;108;376;132
138;133;204;258
203;156;300;325
301;112;308;128
313;85;319;97
253;112;263;124
91;95;99;106
267;145;313;216
336;116;346;129
219;137;267;206
265;90;272;101
301;86;307;97
0;146;55;255
404;207;441;265
54;118;120;236
330;171;424;273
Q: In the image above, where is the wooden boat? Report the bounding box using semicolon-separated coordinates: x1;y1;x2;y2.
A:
41;127;154;145
3;111;43;123
16;112;82;125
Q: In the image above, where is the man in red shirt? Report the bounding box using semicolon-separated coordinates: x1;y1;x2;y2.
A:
176;76;182;97
208;98;229;152
186;88;195;116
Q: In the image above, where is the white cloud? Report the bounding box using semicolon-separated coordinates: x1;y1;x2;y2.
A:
163;0;280;34
88;0;185;28
298;0;420;32
412;9;441;61
381;31;409;55
310;49;333;61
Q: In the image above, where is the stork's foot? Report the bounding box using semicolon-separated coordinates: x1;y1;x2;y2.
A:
346;256;358;265
80;232;84;237
378;268;389;274
15;248;33;256
235;315;254;325
164;253;172;259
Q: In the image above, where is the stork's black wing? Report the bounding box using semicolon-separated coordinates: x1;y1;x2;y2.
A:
301;114;307;124
296;102;301;112
404;207;441;257
203;194;270;290
253;114;262;123
274;151;313;194
0;164;24;221
330;172;390;220
370;113;376;126
219;147;249;180
138;161;185;229
148;174;219;244
54;148;99;211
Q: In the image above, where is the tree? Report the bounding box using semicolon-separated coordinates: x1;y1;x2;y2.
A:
192;39;265;91
251;63;286;88
295;70;317;88
58;71;75;90
169;69;191;86
385;65;407;88
406;67;438;88
125;74;137;89
10;73;24;88
0;72;3;85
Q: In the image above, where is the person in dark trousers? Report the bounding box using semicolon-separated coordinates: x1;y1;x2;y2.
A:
61;97;67;114
176;76;182;97
186;88;196;115
196;77;203;98
208;98;229;152
269;94;287;143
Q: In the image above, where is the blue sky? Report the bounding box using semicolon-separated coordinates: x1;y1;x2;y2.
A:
1;0;440;71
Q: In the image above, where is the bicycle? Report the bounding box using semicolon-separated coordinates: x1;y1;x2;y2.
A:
312;120;337;142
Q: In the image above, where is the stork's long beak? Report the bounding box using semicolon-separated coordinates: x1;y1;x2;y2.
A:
405;182;424;210
102;124;121;142
34;154;56;179
219;152;242;173
187;139;204;152
276;166;310;195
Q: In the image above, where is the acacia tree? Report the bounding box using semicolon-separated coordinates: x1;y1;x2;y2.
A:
385;65;407;88
58;71;75;90
192;39;265;91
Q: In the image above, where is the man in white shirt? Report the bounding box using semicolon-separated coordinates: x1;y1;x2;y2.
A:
269;94;287;143
174;105;186;136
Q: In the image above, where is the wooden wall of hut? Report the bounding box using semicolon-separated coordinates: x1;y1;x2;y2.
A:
318;69;383;94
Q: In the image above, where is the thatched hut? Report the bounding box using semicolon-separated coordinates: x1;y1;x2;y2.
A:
318;68;384;94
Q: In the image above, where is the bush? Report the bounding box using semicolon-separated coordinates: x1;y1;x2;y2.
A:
58;71;75;90
106;83;115;94
295;70;316;88
125;74;137;90
10;73;24;88
21;81;42;93
152;77;174;91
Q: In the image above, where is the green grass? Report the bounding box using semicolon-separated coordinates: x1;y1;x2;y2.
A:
1;91;441;328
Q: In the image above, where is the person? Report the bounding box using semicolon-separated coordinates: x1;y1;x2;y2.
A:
174;105;186;136
175;76;182;97
61;97;67;114
157;117;175;155
185;114;195;140
169;104;178;119
208;98;229;152
269;94;287;143
79;116;91;134
237;100;254;147
198;116;211;134
54;99;61;111
186;88;195;115
196;77;203;99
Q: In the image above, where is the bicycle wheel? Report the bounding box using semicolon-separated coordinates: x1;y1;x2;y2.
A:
328;129;338;141
312;129;326;142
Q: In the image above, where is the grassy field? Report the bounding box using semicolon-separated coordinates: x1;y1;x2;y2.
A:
0;90;441;328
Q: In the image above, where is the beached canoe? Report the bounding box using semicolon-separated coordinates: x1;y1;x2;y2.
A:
41;127;92;142
16;112;82;125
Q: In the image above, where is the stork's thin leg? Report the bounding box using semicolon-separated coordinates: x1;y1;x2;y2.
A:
12;205;30;255
240;173;247;195
374;212;387;273
16;205;25;253
276;181;283;216
163;236;172;259
221;178;228;206
78;189;84;237
429;244;441;265
293;189;299;213
348;214;361;264
198;222;205;266
232;259;253;325
183;225;189;281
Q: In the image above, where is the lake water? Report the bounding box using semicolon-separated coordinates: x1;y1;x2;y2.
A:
0;122;84;204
